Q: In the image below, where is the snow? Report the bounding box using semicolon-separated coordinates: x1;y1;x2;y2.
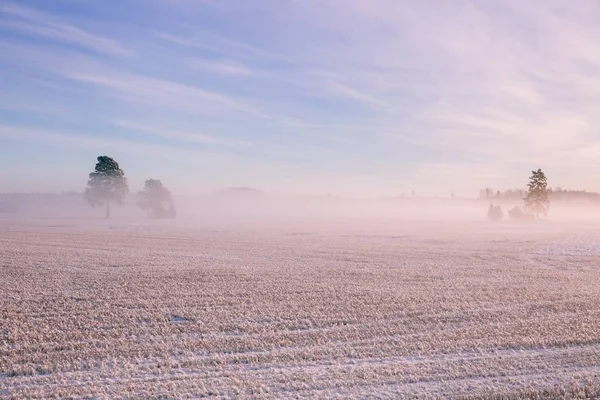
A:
2;219;600;398
535;235;600;256
170;315;188;323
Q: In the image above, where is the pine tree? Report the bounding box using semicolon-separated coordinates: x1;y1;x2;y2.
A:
138;179;176;218
84;156;129;219
524;168;550;219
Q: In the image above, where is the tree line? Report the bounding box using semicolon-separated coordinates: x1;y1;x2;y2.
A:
84;156;175;219
479;186;600;202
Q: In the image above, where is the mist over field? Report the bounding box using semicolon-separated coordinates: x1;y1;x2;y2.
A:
3;174;600;399
4;194;600;398
2;188;600;226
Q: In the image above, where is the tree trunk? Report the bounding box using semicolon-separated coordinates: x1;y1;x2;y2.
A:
106;200;110;219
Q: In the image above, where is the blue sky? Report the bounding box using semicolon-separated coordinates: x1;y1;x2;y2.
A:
2;0;600;196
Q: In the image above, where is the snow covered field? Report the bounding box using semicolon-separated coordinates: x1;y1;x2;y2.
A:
2;219;600;398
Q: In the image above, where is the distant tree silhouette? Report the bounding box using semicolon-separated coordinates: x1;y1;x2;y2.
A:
525;169;550;219
84;156;129;219
508;205;521;220
477;186;600;203
508;205;535;221
138;179;176;218
487;204;503;221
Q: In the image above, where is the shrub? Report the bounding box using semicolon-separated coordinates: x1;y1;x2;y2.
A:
138;179;176;219
487;204;503;221
507;205;535;221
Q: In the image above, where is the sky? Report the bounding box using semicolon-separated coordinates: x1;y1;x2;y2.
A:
2;0;600;197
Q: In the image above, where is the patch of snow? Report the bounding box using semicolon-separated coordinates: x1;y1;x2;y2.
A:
535;235;600;256
170;315;187;323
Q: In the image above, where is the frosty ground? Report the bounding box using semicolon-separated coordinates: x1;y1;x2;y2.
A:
2;219;600;398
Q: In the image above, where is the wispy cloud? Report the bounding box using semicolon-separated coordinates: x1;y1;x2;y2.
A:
67;71;268;117
155;31;290;62
111;119;249;147
0;100;65;114
192;58;253;76
323;81;388;109
0;124;224;163
0;3;128;56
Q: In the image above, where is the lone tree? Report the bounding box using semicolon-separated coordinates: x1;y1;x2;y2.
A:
138;179;176;218
84;156;129;219
524;168;550;219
